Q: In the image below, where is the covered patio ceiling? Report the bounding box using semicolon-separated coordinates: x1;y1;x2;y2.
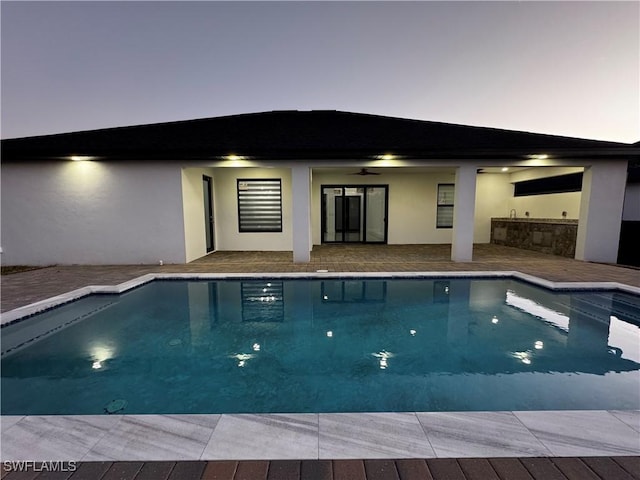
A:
310;166;532;175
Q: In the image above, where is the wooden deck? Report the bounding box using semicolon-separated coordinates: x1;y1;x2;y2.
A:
2;458;639;480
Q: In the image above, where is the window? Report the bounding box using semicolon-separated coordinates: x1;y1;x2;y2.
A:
514;172;583;197
320;280;387;303
237;179;282;232
436;184;455;228
241;281;284;322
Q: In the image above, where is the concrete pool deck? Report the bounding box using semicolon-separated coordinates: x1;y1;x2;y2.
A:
1;244;639;477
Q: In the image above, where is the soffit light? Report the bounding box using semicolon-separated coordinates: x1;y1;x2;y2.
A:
527;154;549;160
224;154;246;161
370;153;400;160
70;155;94;161
501;167;509;172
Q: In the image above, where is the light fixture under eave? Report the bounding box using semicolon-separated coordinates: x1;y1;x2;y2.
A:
224;154;246;161
70;155;94;161
501;167;509;172
527;154;549;160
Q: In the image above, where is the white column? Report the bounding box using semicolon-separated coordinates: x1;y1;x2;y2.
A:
451;165;477;262
291;165;312;263
575;162;627;263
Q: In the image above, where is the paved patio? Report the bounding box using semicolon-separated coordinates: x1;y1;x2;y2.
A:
2;244;639;313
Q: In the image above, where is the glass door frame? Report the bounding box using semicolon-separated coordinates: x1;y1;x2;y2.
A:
320;184;389;244
203;175;215;252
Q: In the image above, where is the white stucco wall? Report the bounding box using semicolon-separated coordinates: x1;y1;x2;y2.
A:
310;170;456;245
2;159;623;265
505;167;584;220
472;168;588;243
212;167;293;251
451;166;477;261
474;173;513;243
508;191;582;220
1;161;186;265
291;166;312;262
182;167;216;262
576;162;627;263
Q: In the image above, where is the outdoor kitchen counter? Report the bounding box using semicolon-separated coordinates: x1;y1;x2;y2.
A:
490;218;578;257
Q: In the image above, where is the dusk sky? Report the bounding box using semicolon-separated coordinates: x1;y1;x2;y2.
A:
1;1;638;142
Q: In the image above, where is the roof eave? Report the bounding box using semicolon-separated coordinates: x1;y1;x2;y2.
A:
2;146;638;162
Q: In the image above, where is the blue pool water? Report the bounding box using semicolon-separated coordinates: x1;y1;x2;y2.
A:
2;278;639;415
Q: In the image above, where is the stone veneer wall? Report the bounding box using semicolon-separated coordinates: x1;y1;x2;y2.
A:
491;218;579;258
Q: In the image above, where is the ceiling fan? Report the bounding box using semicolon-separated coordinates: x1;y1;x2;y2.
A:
350;168;380;176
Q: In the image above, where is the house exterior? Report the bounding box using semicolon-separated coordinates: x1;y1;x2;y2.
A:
1;111;638;266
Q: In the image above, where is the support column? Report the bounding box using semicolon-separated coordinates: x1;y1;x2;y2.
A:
451;165;477;262
575;162;627;263
291;165;312;263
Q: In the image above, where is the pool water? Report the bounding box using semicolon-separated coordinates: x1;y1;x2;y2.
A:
2;278;639;415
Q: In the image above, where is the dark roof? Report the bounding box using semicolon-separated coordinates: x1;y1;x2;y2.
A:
2;110;638;161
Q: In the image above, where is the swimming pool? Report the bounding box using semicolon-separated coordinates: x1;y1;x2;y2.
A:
2;277;639;415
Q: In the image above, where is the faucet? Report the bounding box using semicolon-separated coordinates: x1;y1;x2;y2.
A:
509;209;516;219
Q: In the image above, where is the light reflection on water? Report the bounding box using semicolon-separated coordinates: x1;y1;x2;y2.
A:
2;278;639;415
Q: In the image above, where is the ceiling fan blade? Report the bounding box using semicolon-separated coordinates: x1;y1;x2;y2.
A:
350;168;380;175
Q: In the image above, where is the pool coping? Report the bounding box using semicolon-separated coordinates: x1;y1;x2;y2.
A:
0;410;640;462
1;410;639;461
1;271;639;460
2;270;640;326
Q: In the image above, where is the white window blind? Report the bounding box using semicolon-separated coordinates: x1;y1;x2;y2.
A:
237;179;282;232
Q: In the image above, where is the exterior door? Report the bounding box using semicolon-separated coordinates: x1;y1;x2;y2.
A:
203;176;215;252
335;195;362;241
322;185;388;243
365;187;387;242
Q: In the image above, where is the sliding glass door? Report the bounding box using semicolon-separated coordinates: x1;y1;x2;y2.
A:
321;185;388;243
